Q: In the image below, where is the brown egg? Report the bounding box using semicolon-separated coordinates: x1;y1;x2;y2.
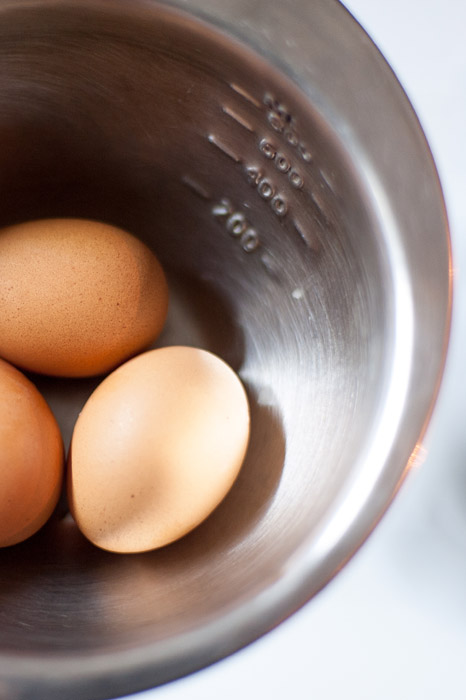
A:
68;346;250;553
0;218;168;377
0;358;64;547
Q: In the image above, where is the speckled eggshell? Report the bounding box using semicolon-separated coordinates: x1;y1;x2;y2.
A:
0;218;168;377
0;358;64;547
67;346;250;553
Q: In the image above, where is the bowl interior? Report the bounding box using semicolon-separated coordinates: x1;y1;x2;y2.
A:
0;1;448;698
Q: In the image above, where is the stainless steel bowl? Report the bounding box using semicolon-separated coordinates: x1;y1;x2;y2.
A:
0;0;451;698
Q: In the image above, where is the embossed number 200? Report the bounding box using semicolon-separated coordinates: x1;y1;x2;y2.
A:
212;199;260;253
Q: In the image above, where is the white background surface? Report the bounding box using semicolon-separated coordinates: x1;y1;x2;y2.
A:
130;1;466;698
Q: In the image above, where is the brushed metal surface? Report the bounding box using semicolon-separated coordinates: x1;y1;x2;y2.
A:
0;0;450;698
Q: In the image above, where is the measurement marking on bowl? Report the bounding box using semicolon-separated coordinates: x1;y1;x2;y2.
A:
208;134;241;162
247;143;329;234
293;218;320;252
257;139;304;189
181;175;212;200
263;92;313;164
319;168;335;193
243;164;289;218
212;197;260;252
222;106;255;133
229;83;261;109
310;190;331;227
